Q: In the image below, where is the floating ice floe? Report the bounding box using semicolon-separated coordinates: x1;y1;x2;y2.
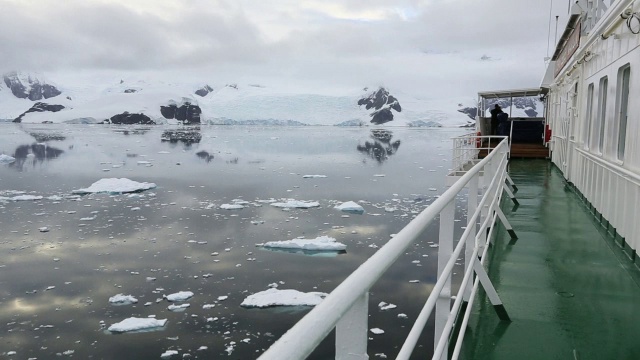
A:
220;204;244;210
0;154;16;164
334;201;365;214
168;303;190;311
378;302;397;311
165;291;194;302
108;317;167;333
11;195;43;201
302;175;327;178
370;328;385;334
262;236;346;251
72;178;157;195
240;288;328;308
160;350;178;358
270;200;320;209
109;294;138;305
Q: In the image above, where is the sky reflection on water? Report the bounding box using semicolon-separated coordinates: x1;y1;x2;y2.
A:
0;124;469;359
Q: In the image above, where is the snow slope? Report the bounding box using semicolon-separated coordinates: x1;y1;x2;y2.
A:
2;72;475;126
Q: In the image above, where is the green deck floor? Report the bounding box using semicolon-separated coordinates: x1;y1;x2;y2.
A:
461;160;640;360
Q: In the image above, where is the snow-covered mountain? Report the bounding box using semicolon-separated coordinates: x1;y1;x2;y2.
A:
1;71;474;127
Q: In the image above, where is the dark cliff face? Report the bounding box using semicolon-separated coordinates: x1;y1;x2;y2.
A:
3;72;61;101
107;112;155;125
13;102;65;123
358;87;402;125
160;102;202;125
195;85;213;97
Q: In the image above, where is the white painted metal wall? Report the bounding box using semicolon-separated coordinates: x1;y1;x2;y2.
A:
548;0;640;252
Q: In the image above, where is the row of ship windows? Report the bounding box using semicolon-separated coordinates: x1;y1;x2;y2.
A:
583;63;631;161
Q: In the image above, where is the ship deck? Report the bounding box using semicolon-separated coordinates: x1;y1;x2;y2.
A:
461;159;640;359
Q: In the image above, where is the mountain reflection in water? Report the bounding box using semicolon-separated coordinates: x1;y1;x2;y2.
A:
357;129;401;164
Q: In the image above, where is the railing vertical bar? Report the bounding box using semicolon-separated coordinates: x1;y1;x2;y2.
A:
335;293;369;360
435;200;456;360
464;173;479;301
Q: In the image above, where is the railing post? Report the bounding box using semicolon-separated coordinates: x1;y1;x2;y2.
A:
464;173;479;301
336;293;369;360
435;200;455;360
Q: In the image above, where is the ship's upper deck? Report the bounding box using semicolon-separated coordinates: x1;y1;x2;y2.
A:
461;159;640;359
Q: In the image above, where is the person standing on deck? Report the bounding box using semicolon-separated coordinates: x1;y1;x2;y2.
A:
490;104;503;135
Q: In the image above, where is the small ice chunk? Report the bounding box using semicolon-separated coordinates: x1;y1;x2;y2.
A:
39;227;50;232
262;236;346;251
108;317;167;333
217;295;228;301
378;302;397;311
370;328;385;334
0;154;16;164
109;294;138;305
334;201;364;213
166;291;194;302
398;313;408;319
240;288;327;308
160;349;178;358
168;303;190;311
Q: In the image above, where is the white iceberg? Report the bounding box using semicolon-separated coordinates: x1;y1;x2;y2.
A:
165;291;194;302
109;294;138;305
108;317;167;333
72;178;157;194
0;154;16;164
271;200;320;209
262;236;346;251
334;201;365;213
240;288;328;308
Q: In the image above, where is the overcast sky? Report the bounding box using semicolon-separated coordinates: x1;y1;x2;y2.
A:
0;0;572;97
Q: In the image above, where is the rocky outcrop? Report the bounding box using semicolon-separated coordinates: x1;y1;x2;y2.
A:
107;112;154;125
124;89;137;93
457;106;477;120
358;87;402;125
160;102;202;125
3;71;61;101
195;85;213;97
13;102;65;123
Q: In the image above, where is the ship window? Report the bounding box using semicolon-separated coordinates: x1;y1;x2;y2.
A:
616;65;630;160
596;76;608;153
584;83;594;149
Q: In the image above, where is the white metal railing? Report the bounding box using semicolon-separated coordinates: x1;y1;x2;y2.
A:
450;134;509;177
258;138;514;360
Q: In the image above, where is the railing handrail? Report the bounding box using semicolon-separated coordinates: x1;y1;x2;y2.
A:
258;139;510;360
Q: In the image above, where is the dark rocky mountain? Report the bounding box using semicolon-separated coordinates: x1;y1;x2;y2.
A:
358;87;402;125
457;97;541;120
14;102;65;123
107;112;155;125
160;102;202;125
3;71;61;101
195;85;213;97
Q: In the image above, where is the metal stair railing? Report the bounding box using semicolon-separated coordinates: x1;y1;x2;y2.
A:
258;138;515;360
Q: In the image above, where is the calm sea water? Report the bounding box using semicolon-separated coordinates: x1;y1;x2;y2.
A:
0;124;468;359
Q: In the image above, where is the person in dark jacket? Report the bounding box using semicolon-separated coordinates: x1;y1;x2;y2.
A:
490;104;503;135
